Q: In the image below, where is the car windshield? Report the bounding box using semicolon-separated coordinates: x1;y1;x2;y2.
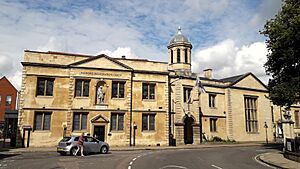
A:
60;137;71;142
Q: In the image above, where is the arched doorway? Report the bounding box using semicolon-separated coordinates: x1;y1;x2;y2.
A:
184;115;194;144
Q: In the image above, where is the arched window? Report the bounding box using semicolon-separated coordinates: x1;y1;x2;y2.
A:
171;50;173;63
184;49;188;63
177;49;180;63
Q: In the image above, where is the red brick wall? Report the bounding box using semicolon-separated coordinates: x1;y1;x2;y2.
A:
0;77;17;123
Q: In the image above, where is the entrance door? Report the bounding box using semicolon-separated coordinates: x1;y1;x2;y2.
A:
94;126;105;141
184;116;194;144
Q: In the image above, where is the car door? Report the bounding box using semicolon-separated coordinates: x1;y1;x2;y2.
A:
82;136;90;153
86;137;101;153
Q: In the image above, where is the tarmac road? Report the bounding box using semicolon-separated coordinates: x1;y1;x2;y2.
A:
130;146;274;169
0;146;276;169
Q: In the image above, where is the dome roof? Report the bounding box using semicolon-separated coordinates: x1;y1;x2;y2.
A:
169;27;190;45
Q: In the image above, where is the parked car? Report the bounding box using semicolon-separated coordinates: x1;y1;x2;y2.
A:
57;136;109;156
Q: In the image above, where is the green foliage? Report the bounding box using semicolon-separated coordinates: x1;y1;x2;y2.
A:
207;136;236;143
211;136;223;142
261;0;300;107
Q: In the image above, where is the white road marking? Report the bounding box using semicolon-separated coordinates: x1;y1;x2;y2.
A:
129;161;133;165
211;164;222;169
160;165;188;169
256;149;266;152
128;166;131;169
132;158;137;161
254;154;276;169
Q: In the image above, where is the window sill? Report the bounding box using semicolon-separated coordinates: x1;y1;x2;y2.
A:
36;96;53;98
72;130;87;133
111;98;125;100
110;130;124;133
210;131;218;133
74;96;89;99
246;132;259;134
33;130;51;133
209;107;217;109
142;99;156;102
142;130;156;133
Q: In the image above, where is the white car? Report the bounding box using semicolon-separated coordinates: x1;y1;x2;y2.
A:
57;136;109;156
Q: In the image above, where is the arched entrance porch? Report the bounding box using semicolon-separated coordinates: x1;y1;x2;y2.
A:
184;115;194;144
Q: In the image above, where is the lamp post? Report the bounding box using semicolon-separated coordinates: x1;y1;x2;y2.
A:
264;122;268;144
133;122;137;146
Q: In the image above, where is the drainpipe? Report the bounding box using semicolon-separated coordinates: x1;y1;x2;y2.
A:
129;71;133;146
168;75;172;146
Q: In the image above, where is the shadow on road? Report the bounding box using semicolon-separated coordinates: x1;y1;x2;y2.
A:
261;143;283;151
0;153;19;160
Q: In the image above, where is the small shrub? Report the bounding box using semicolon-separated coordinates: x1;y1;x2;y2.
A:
211;136;223;142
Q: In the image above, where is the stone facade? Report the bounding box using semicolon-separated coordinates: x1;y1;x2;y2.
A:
18;28;300;147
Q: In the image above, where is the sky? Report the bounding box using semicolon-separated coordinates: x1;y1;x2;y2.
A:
0;0;283;89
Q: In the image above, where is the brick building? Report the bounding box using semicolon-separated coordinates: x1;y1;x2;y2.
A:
0;76;18;139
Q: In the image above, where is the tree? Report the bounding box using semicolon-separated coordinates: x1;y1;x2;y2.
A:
261;0;300;107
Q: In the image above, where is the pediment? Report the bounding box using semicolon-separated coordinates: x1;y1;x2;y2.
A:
70;54;132;70
231;73;268;91
91;114;109;123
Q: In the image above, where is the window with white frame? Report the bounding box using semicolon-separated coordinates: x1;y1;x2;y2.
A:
209;94;216;108
75;79;90;97
34;112;52;130
295;110;299;128
244;96;258;132
36;78;54;96
142;114;155;131
112;81;125;98
111;113;124;131
6;95;12;106
210;118;217;132
142;83;155;99
183;87;192;103
73;112;88;131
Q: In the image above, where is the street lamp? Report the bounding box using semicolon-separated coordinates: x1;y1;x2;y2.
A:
264;122;268;144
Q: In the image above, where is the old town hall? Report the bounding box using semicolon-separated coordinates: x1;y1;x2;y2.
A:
18;28;299;147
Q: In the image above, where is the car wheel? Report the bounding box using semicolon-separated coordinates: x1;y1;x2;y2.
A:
71;147;78;156
100;146;108;154
59;152;67;156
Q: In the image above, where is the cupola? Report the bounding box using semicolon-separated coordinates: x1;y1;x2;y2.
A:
168;27;192;71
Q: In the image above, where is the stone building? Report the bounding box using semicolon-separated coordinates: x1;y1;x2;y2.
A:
18;28;299;147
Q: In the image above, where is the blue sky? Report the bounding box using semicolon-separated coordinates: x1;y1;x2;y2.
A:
0;0;282;89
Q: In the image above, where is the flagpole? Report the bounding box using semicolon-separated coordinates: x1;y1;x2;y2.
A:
196;74;205;144
199;106;203;144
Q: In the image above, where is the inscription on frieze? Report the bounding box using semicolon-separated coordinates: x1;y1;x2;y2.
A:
80;72;122;77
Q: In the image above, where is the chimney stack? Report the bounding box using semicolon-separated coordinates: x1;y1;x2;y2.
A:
203;69;213;79
121;55;126;59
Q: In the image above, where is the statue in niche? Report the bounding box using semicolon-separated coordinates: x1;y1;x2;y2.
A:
97;85;105;104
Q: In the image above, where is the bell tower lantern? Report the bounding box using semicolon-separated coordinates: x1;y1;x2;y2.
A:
168;27;192;71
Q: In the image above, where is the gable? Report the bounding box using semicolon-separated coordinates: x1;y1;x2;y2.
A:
91;114;109;123
231;74;267;91
0;77;17;92
70;55;131;71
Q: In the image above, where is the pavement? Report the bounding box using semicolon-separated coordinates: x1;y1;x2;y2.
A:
1;142;299;169
258;152;300;169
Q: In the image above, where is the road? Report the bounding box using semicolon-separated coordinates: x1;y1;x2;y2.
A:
0;146;277;169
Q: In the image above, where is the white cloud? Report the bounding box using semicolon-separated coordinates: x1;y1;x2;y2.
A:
0;0;282;89
37;36;68;52
192;39;270;84
0;55;13;75
97;47;137;58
